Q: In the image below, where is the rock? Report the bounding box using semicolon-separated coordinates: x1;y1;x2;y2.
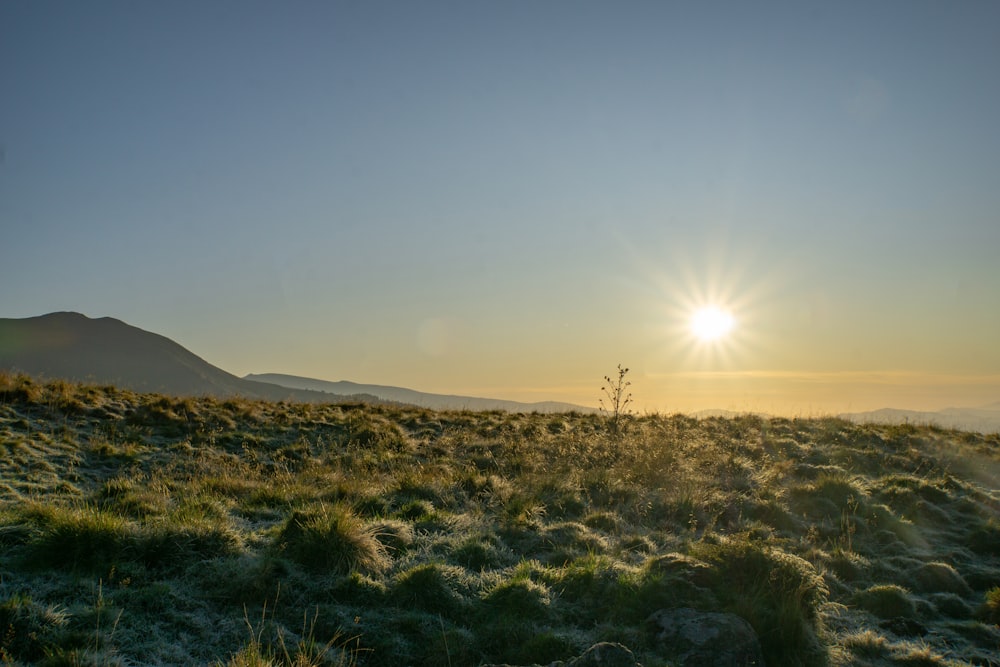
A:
480;641;641;667
647;607;765;667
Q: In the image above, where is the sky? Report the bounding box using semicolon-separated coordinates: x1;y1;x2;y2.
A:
2;1;999;415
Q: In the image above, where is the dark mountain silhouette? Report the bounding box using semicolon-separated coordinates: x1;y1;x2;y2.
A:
0;312;364;403
244;373;593;413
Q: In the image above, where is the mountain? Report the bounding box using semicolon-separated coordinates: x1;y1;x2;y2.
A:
244;372;593;413
0;312;355;403
0;313;589;411
839;405;1000;434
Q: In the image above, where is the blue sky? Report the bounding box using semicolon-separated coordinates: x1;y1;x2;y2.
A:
2;1;999;413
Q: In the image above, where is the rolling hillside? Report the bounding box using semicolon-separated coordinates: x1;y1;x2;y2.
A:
0;313;374;404
245;372;591;413
0;313;587;412
841;406;1000;435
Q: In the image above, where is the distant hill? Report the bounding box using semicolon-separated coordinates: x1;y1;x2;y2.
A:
244;372;593;413
839;405;1000;434
0;312;364;403
0;313;589;412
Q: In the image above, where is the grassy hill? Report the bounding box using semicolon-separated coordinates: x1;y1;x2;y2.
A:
1;372;998;666
0;313;376;405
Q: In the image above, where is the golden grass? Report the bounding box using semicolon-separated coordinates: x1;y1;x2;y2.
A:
0;373;998;665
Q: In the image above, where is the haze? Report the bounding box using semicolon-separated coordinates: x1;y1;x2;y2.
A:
2;1;998;415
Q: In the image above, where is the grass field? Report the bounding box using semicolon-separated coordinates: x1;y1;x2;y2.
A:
1;372;998;665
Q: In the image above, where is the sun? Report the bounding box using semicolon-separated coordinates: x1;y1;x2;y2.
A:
690;306;735;341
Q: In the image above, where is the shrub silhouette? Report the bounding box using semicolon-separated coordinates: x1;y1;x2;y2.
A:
599;365;633;436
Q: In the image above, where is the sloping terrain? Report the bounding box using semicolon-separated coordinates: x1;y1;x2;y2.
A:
245;373;591;413
0;313;363;404
0;373;998;666
841;406;1000;435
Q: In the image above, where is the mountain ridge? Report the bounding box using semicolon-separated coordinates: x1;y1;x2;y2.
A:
0;312;366;404
839;405;1000;434
244;372;593;413
0;312;590;412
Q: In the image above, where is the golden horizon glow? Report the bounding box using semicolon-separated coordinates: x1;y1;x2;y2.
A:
690;306;735;342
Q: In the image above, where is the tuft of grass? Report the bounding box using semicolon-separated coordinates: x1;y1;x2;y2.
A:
389;563;471;620
136;515;242;571
690;537;830;666
582;510;620;533
967;518;1000;555
842;629;892;660
928;592;973;619
222;603;357;667
368;518;415;554
912;562;973;597
329;572;387;607
981;586;1000;625
544;553;632;623
21;504;132;574
852;584;918;619
0;593;70;663
826;547;870;584
394;499;436;522
275;505;389;575
890;641;958;666
450;532;512;571
481;578;551;621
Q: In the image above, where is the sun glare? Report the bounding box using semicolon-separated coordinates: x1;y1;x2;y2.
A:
691;306;735;341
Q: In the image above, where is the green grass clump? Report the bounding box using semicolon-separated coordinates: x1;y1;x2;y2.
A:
852;584;918;619
966;518;1000;555
450;532;512;570
0;593;70;663
912;562;973;597
329;572;387;606
545;553;631;620
275;505;389;575
623;554;717;621
389;563;471;620
690;537;830;666
481;577;552;621
221;607;357;667
136;517;242;571
981;587;1000;625
842;629;892;661
21;504;132;573
927;592;973;619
